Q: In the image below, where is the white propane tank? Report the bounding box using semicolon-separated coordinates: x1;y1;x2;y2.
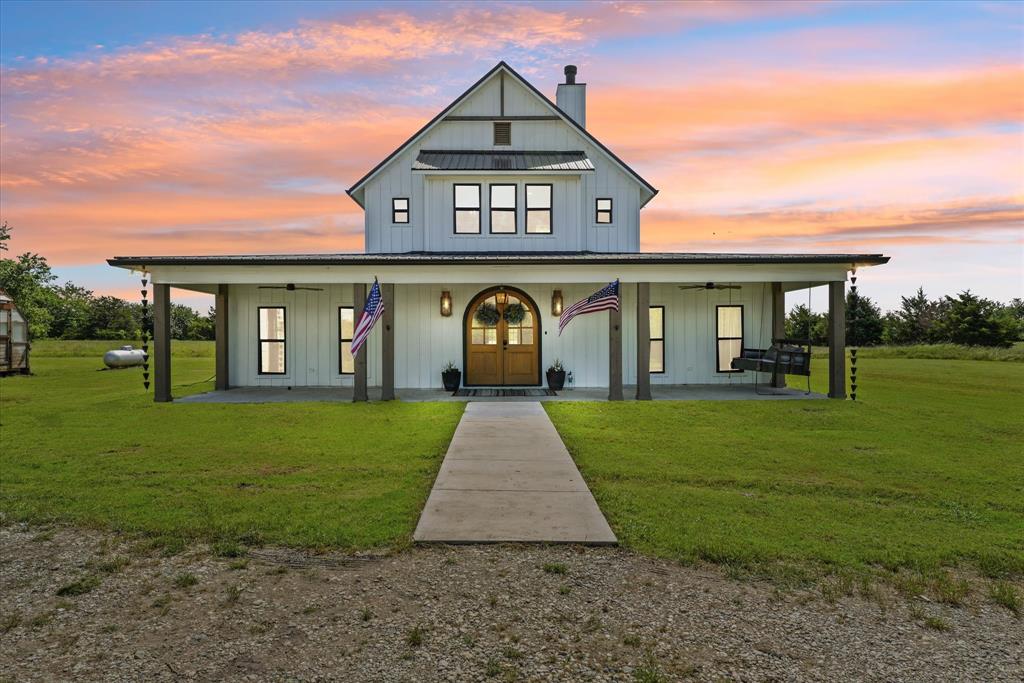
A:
103;345;146;368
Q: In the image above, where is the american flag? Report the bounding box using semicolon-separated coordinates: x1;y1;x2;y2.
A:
559;279;619;335
350;278;384;357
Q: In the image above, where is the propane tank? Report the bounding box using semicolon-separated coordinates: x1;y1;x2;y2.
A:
103;345;147;368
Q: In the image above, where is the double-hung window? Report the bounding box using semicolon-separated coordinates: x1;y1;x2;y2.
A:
596;198;613;224
454;184;481;234
650;306;665;373
339;307;354;374
525;184;552;234
489;184;517;234
392;198;409;224
258;306;286;375
716;305;744;373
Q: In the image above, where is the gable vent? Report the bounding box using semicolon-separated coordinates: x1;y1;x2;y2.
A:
493;121;511;146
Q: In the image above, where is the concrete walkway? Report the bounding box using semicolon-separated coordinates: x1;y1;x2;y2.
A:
413;402;617;545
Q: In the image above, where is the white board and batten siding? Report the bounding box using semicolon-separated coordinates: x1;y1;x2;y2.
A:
360;70;643;255
226;283;771;389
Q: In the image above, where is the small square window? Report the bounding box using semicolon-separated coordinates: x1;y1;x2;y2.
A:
493;121;511;146
596;198;613;224
392;197;409;224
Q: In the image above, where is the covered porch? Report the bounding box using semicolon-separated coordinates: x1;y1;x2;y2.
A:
104;252;887;404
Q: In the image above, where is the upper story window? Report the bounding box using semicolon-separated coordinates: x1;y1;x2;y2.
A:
596;198;613;224
489;184;517;234
493;121;511;146
392;198;409;224
454;184;481;234
525;184;552;234
258;306;286;375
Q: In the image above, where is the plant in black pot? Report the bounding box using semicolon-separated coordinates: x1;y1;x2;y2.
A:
441;361;461;392
546;358;566;391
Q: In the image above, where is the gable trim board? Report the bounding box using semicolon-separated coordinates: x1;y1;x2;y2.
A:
346;62;657;208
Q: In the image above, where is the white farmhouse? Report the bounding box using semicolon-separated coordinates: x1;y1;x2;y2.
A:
109;62;888;402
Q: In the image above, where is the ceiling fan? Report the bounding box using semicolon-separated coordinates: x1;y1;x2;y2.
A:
678;282;741;291
258;283;323;292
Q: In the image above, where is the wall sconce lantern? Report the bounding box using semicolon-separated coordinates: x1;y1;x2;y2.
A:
440;290;452;317
551;289;563;316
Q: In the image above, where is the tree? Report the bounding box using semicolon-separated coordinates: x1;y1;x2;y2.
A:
883;287;944;345
0;221;10;251
846;290;884;346
785;304;827;345
931;291;1016;348
0;252;59;337
48;282;95;339
84;296;140;339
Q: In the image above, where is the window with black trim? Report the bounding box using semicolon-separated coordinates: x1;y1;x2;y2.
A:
454;184;481;234
339;306;354;374
258;306;286;375
596;198;613;224
525;184;552;234
650;305;665;373
392;198;409;224
489;184;516;233
716;305;743;373
493;121;511;146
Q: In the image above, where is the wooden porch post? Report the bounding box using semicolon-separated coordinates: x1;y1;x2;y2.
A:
152;283;172;403
635;282;652;400
771;282;786;388
828;280;846;399
353;283;368;402
215;284;229;391
609;300;624;401
381;283;395;401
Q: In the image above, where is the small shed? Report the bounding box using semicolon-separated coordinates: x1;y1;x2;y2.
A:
0;288;30;375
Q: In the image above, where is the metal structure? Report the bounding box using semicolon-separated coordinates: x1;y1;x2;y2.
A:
103;346;147;368
0;288;30;375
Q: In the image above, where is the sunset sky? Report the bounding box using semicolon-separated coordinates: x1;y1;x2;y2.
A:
2;0;1022;311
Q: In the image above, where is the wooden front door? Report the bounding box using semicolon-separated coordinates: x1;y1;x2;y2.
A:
465;289;540;386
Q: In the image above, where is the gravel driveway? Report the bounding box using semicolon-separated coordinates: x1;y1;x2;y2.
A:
1;525;1020;682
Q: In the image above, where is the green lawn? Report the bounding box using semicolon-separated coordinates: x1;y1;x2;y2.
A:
1;347;463;550
546;359;1024;580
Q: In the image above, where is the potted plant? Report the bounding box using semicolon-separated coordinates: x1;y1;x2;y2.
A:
546;358;566;390
441;361;461;392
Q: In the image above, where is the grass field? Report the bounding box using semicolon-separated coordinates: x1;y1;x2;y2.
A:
1;346;463;550
546;358;1024;583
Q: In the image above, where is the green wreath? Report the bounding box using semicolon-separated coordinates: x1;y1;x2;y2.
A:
503;302;526;325
474;302;500;326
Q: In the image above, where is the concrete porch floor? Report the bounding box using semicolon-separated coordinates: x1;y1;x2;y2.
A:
177;383;824;403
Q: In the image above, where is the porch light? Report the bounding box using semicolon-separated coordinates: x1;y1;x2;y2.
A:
440;290;452;317
551;290;563;316
496;291;507;304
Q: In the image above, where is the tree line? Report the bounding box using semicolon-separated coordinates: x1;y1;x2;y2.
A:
0;226;214;340
2;224;1021;346
786;289;1022;348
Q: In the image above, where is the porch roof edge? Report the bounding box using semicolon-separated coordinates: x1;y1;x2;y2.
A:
108;252;889;269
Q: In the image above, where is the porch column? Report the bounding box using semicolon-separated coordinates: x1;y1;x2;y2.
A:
609;299;624;401
635;282;652;400
828;280;846;399
353;283;368;402
770;282;786;388
215;284;229;391
152;283;172;403
381;282;395;401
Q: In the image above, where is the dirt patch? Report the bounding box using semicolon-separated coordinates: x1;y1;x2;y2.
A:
1;524;1020;682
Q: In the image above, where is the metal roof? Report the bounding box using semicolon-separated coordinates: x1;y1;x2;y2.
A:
108;251;889;268
413;150;593;172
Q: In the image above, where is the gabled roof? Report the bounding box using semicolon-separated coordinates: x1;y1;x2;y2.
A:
413;150;593;172
346;62;657;207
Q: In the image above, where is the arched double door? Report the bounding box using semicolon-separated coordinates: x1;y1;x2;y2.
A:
464;287;541;386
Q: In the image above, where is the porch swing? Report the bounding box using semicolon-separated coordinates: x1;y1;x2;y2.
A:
730;283;813;394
